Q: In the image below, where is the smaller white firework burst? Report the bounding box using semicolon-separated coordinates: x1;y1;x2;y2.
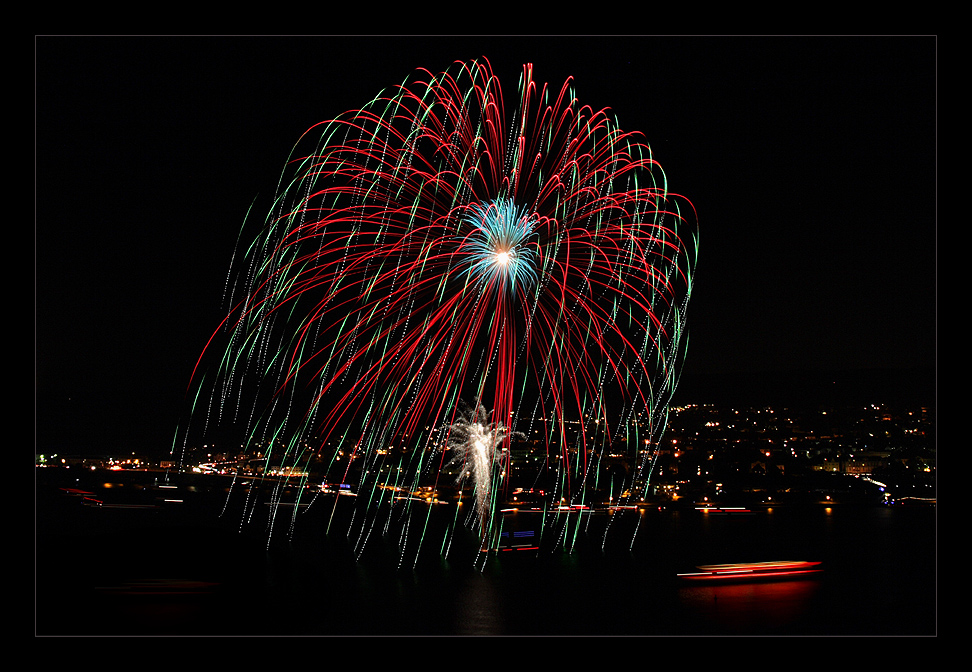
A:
445;403;519;534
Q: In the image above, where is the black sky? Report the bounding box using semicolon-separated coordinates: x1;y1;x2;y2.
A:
35;36;936;456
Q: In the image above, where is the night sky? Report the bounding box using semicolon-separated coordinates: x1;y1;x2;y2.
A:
35;36;936;457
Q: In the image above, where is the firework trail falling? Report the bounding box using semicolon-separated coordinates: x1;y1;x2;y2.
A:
178;58;698;561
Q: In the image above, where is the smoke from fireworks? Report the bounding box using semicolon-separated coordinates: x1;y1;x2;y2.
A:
177;58;698;560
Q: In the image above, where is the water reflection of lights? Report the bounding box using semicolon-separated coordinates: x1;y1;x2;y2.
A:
678;577;823;633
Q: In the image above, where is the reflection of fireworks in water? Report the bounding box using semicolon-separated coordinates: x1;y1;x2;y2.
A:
176;58;698;564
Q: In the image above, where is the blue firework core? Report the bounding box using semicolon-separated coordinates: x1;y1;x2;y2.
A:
461;198;539;294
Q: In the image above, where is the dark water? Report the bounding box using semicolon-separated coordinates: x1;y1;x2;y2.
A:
36;469;936;636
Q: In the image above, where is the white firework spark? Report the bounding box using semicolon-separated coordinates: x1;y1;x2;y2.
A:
445;403;519;536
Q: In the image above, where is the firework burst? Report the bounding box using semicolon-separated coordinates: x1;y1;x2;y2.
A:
178;58;698;562
444;402;521;541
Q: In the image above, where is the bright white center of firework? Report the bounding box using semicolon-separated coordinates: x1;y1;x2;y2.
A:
496;250;510;265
